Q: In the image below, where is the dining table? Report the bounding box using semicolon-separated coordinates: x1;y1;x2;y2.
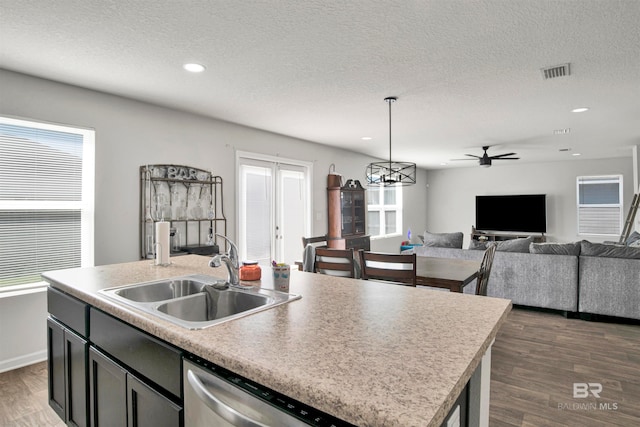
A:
415;256;481;292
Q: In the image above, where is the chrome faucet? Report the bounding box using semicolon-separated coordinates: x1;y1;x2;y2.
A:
208;234;239;286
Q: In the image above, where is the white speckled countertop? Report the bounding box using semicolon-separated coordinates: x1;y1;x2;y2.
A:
43;255;511;427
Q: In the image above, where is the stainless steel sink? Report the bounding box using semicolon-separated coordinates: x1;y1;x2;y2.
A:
99;274;300;329
112;278;207;302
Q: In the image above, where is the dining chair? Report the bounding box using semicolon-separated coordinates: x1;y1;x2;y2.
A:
314;248;356;278
360;251;417;286
300;235;329;271
301;235;328;249
475;243;497;296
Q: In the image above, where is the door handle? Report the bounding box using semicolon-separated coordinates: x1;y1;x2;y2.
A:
187;369;269;427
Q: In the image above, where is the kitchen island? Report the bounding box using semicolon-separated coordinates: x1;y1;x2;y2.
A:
43;255;511;427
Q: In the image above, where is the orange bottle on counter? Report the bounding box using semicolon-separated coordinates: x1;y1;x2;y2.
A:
239;261;261;281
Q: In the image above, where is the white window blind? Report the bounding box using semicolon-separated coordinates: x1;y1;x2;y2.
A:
240;164;273;262
0;117;94;288
367;182;403;238
577;175;623;236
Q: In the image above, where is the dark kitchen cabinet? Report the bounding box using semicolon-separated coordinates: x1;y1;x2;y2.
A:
47;318;66;421
89;347;127;427
47;288;89;427
89;347;182;427
127;372;183;427
47;287;183;427
88;308;183;427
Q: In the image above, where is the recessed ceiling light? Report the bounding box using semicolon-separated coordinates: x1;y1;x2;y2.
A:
572;153;582;156
361;136;372;141
572;107;589;113
183;63;206;73
440;162;448;166
553;128;571;135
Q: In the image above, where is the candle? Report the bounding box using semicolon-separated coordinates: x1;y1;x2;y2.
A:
155;221;170;265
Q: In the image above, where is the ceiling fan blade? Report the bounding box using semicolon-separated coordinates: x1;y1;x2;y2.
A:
494;157;520;160
490;152;517;158
464;154;482;159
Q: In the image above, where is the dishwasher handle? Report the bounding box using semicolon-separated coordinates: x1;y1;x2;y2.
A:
187;369;270;427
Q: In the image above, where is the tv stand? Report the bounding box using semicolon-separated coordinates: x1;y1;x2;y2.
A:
471;227;546;243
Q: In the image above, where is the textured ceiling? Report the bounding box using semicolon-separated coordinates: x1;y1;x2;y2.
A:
1;0;639;169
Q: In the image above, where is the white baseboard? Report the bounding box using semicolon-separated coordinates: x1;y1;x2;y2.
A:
0;350;48;374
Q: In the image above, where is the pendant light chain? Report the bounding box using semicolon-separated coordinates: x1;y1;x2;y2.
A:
388;97;393;172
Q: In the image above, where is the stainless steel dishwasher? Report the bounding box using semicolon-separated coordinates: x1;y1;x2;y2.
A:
183;355;354;427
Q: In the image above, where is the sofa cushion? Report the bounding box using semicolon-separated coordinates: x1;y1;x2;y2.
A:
495;236;533;253
626;231;640;246
580;240;640;259
422;231;464;249
469;240;489;250
529;242;581;256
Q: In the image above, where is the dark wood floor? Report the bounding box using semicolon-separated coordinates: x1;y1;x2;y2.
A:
490;308;640;427
0;308;638;426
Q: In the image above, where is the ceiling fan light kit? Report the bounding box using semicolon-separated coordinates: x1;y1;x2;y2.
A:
366;97;416;186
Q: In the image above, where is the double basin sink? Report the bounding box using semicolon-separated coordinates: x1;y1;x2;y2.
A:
99;274;301;329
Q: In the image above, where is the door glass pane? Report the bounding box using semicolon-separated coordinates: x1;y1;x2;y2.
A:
279;169;306;265
241;165;272;263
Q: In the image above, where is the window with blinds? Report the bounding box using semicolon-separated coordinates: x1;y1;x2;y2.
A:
0;117;94;288
577;175;623;236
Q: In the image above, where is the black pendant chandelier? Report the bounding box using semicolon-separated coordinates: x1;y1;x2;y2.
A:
366;97;416;186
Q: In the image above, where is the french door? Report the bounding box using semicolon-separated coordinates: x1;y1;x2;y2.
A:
237;153;311;266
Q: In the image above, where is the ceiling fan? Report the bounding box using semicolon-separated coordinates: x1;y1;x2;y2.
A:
452;146;520;167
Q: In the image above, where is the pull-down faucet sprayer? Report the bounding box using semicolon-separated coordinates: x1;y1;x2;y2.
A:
208;234;240;286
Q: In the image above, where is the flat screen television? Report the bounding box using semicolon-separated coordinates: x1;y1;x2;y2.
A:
475;194;547;233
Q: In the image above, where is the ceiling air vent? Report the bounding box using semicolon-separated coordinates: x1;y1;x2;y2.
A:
541;63;570;80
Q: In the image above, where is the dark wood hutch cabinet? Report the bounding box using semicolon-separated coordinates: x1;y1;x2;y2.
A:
328;179;370;251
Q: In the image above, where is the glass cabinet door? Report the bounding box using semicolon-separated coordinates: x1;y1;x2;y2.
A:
341;191;354;235
353;192;365;234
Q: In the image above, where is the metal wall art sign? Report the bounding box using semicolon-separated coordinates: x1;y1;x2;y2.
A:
145;164;212;182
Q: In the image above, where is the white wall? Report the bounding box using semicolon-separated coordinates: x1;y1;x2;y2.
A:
0;69;428;370
425;157;634;247
0;289;48;373
1;69;428;263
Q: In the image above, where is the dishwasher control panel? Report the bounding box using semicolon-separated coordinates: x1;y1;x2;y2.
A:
184;354;356;427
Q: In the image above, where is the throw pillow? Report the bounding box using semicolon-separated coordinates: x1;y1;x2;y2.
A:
423;231;464;249
495;236;533;253
626;231;640;246
580;240;640;259
630;239;640;248
529;242;581;256
469;240;488;250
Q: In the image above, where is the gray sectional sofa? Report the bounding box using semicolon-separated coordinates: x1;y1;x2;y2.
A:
410;239;640;320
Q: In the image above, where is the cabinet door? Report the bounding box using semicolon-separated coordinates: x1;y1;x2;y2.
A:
353;192;365;234
65;329;88;427
127;373;182;427
47;319;66;421
341;191;354;235
89;348;127;427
